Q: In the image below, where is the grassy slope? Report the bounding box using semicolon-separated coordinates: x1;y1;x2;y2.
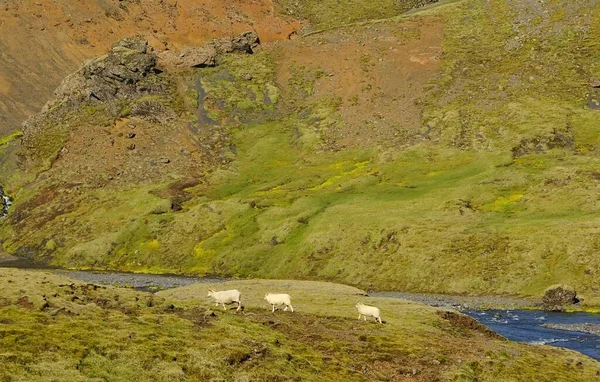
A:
1;268;599;382
1;0;600;301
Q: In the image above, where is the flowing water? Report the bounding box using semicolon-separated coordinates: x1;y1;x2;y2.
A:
464;309;600;360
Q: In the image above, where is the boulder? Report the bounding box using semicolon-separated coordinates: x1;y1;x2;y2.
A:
212;31;260;54
542;284;579;311
175;45;218;68
158;31;260;69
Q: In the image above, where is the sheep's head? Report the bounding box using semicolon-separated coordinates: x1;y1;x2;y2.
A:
264;294;270;300
356;302;364;308
207;289;215;297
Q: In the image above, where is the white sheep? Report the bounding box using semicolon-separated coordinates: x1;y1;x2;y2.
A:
207;289;242;311
356;302;382;323
264;293;294;313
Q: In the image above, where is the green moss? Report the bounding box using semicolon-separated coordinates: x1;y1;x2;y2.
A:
0;130;23;147
200;52;279;125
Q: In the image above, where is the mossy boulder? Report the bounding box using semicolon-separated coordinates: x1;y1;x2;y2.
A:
542;284;579;311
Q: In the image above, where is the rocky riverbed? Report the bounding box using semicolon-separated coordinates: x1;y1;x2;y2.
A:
542;323;600;336
53;269;227;291
371;291;541;311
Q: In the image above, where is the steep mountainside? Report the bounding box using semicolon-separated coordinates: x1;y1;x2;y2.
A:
0;0;300;134
1;0;600;301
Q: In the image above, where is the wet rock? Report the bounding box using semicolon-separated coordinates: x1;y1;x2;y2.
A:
543;284;579;311
543;323;600;336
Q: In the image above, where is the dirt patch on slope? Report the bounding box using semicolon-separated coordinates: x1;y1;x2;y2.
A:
274;16;442;148
0;0;300;134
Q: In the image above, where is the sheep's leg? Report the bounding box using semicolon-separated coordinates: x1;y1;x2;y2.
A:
284;305;288;312
363;316;367;321
272;305;275;313
223;303;227;311
236;301;242;311
377;317;382;324
358;314;362;320
289;304;294;313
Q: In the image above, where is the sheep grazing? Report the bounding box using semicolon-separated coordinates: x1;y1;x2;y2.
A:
207;289;242;311
264;293;294;313
356;302;382;324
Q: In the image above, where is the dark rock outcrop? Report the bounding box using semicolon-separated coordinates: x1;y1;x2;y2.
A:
20;36;169;167
511;128;574;158
52;36;165;105
542;284;579;311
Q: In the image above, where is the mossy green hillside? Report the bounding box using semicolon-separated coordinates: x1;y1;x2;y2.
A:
1;269;598;382
1;0;600;302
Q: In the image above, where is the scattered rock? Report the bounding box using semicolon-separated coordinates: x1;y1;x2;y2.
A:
590;78;600;88
542;284;579;311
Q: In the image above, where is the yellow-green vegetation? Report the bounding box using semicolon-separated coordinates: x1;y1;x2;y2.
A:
1;269;598;382
0;131;22;147
1;0;600;305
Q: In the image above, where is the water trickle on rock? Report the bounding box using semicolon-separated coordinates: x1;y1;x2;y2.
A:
0;187;11;218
